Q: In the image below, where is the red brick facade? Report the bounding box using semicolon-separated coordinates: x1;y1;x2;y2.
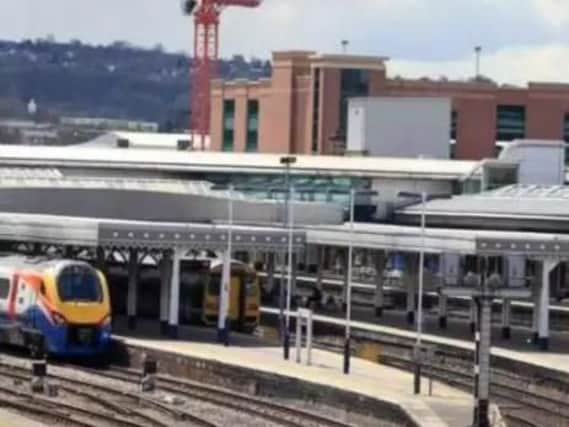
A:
211;52;569;160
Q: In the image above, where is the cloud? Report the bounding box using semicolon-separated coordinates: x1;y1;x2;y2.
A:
1;0;569;85
533;0;569;27
390;43;569;85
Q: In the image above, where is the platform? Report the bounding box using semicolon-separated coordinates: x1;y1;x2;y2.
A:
113;318;473;427
0;409;46;427
297;305;569;375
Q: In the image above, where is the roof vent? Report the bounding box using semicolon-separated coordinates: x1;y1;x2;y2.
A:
117;138;129;148
177;139;191;151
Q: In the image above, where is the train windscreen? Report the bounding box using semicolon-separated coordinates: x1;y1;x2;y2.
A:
57;264;102;303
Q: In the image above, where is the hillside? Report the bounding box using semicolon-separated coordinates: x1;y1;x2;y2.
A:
0;38;271;130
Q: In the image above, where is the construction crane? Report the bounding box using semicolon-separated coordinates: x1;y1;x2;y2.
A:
183;0;262;150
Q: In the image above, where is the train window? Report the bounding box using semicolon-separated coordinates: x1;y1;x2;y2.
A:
245;280;257;297
208;276;221;296
0;278;10;299
57;265;102;302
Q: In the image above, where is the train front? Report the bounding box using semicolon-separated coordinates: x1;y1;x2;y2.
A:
46;262;112;356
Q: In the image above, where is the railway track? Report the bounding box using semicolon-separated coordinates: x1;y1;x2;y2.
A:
76;364;354;427
0;357;353;427
0;359;221;427
372;351;569;427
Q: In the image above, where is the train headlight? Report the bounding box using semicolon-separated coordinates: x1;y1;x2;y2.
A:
100;315;112;326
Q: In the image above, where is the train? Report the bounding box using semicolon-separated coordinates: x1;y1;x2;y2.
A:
108;255;261;333
0;256;112;357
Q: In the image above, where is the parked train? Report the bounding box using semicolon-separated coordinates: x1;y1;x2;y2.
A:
0;256;112;357
108;255;260;332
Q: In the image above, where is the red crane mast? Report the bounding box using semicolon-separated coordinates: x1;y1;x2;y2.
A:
184;0;262;150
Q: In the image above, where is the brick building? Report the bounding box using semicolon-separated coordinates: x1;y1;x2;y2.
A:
210;51;569;160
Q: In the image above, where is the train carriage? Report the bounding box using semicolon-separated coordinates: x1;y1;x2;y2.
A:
0;256;112;357
108;255;260;333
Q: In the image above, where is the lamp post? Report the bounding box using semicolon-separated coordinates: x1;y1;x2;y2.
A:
397;191;450;393
280;156;297;360
331;187;378;374
474;46;482;79
344;187;355;374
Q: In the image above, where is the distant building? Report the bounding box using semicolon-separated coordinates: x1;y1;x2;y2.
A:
60;116;159;133
83;131;209;151
211;51;569;160
0;120;58;145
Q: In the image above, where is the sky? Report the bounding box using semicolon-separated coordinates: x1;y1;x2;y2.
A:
2;0;569;85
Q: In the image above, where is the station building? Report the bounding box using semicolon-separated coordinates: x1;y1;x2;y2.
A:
210;51;569;160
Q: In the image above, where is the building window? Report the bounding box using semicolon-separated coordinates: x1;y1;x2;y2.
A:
339;69;370;136
563;114;569;164
496;105;525;141
451;110;458;140
449;141;456;159
563;113;569;142
246;100;259;152
222;100;235;152
311;68;321;153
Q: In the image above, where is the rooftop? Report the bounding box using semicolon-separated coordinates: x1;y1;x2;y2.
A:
396;184;569;232
0;137;479;180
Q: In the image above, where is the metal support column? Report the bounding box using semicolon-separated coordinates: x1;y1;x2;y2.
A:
406;255;416;325
374;251;386;317
291;253;298;301
315;246;324;306
127;248;139;330
438;293;448;329
469;298;477;335
159;252;172;336
538;259;557;350
218;249;231;346
473;295;492;427
167;249;181;339
267;252;275;299
501;299;511;339
532;279;541;344
95;247;106;271
342;248;349;312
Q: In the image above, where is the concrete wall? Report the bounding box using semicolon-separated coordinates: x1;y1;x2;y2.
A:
0;188;343;225
347;97;451;159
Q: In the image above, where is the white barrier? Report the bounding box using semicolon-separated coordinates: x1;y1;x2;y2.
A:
295;308;313;366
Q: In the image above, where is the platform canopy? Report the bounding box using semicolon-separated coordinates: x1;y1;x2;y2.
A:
395;184;569;232
306;223;569;259
0;213;306;253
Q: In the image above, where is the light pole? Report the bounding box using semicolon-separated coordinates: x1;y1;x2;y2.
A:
280;156;297;360
475;46;482;79
398;191;450;393
331;187;378;374
344;187;355;374
285;184;295;359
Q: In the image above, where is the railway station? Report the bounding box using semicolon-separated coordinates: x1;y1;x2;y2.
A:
5;0;569;425
0;137;566;426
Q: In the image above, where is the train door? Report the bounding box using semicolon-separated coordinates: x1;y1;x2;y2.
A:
180;260;210;324
0;272;11;326
14;276;36;327
228;275;241;324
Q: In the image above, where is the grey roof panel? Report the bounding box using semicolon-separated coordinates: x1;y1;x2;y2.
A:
399;184;569;220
